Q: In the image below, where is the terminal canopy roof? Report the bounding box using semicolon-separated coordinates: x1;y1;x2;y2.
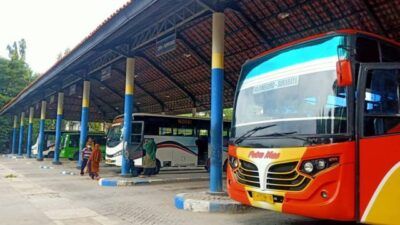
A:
1;0;399;121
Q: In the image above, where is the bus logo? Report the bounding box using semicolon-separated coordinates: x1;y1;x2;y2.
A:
248;150;280;159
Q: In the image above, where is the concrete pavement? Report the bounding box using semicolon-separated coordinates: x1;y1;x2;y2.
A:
0;155;356;225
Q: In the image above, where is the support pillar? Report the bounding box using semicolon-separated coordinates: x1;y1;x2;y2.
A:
53;92;64;165
18;112;25;155
11;115;18;154
26;107;34;158
210;12;224;193
78;81;90;167
37;101;46;161
121;58;135;176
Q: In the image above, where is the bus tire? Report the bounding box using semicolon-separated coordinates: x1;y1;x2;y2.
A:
155;159;161;174
136;167;143;175
47;151;54;159
73;152;79;161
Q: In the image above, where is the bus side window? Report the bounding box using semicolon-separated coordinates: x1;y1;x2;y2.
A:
159;127;173;136
177;128;194;136
381;43;400;62
94;136;107;145
356;37;379;62
198;129;208;137
364;69;400;136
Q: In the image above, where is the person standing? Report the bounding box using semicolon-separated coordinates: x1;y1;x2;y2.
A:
80;140;93;175
140;138;157;177
88;143;102;179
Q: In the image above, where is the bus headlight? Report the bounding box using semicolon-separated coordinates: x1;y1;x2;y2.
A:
316;159;327;170
303;162;314;173
229;156;239;170
301;157;339;175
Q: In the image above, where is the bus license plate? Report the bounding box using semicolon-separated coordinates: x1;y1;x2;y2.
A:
252;192;273;203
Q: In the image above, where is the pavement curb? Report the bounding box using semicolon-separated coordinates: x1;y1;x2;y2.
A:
98;176;210;187
174;192;250;213
98;178;118;187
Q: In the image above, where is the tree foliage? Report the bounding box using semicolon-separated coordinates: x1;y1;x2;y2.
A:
0;39;35;152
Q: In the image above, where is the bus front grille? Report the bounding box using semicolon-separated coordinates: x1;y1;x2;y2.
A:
266;162;310;191
234;160;260;188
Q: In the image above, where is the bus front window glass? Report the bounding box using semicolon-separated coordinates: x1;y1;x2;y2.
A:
233;36;348;141
107;125;122;147
61;135;67;148
364;69;400;136
70;135;79;148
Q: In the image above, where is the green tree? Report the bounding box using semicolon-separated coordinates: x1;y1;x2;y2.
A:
57;48;71;61
0;39;34;152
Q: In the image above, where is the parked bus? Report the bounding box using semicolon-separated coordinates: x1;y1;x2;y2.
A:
105;113;231;172
227;30;399;224
59;132;106;160
32;131;106;160
31;130;56;158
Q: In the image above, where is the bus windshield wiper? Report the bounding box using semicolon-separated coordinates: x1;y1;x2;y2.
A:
234;124;276;144
258;131;310;143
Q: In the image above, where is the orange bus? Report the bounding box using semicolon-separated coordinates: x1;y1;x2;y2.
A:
227;30;400;224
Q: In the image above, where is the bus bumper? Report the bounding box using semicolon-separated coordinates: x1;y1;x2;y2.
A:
227;143;355;221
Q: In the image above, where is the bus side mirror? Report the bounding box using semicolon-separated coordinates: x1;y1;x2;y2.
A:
336;59;353;87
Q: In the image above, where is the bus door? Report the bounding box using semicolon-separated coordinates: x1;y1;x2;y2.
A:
196;128;209;165
357;63;400;225
127;121;144;159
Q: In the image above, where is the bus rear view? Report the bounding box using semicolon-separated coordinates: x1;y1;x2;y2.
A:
227;30;400;224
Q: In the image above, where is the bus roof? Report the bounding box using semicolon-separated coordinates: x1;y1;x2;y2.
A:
113;113;231;123
252;29;400;62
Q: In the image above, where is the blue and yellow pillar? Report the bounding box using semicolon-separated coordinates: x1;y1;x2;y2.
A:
121;58;135;176
11;115;18;154
26;107;34;158
210;12;224;193
18;112;25;156
37;100;46;161
78;81;90;167
53;92;64;165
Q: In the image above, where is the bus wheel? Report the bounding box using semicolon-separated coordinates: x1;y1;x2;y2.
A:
47;151;54;159
73;152;79;161
155;159;161;174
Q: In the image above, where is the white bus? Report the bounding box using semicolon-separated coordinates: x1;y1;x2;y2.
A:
105;113;231;172
31;130;56;158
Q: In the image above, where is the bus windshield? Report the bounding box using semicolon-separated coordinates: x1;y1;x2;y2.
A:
107;125;122;147
233;36;348;142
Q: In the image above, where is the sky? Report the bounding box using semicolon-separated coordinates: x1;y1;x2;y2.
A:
0;0;130;74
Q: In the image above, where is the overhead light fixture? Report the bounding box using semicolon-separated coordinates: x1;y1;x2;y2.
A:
134;74;139;78
100;86;106;90
165;95;170;98
137;102;141;105
278;12;290;20
183;53;191;58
